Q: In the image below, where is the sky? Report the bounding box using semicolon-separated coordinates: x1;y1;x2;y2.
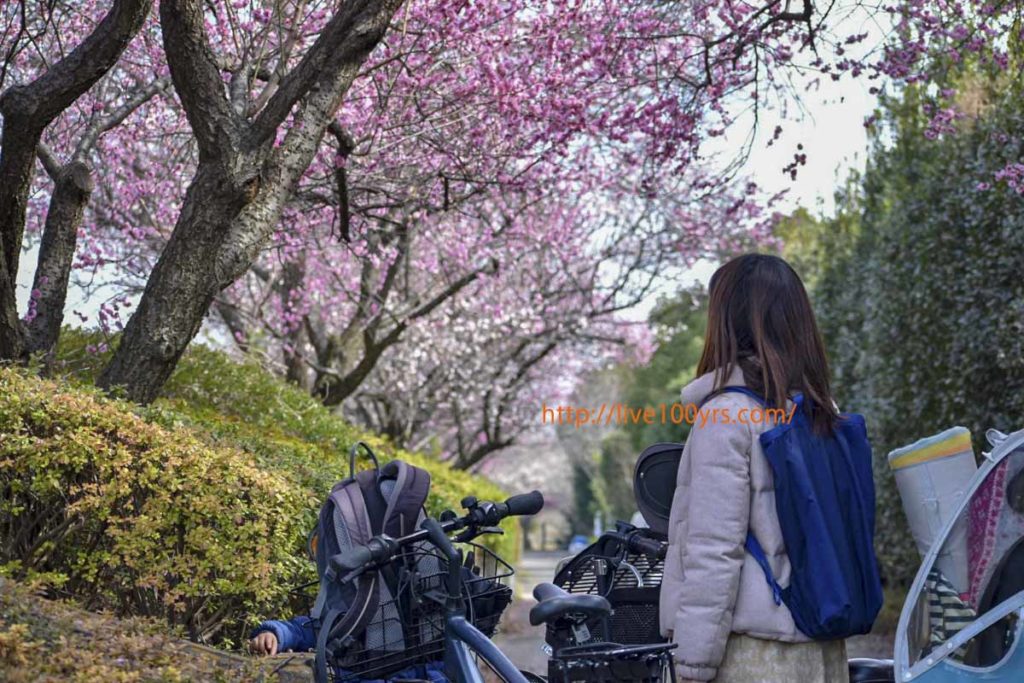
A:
645;67;879;315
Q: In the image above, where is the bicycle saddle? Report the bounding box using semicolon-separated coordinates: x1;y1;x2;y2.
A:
847;658;895;683
529;582;612;626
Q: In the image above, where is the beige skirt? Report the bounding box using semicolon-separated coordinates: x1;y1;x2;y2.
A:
710;633;848;683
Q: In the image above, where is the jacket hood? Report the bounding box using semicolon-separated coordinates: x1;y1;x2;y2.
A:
680;365;747;406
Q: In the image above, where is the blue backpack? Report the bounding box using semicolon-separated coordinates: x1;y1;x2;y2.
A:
712;387;883;640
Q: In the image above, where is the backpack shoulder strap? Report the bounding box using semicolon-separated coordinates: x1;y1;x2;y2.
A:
313;573;380;683
378;460;432;537
744;533;783;606
707;387;788;606
310;477;375;620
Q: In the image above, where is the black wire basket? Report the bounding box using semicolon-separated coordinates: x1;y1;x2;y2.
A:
546;530;667;651
327;542;514;682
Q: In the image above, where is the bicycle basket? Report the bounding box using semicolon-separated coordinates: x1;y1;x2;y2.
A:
326;542;513;682
546;529;667;651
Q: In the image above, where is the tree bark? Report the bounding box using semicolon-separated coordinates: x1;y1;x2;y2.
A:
25;161;94;362
97;166;256;399
280;258;308;388
98;0;404;403
0;0;152;360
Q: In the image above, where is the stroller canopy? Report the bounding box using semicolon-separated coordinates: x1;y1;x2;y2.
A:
896;429;1024;682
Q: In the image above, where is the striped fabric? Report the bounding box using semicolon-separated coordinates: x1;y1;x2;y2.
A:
925;568;975;659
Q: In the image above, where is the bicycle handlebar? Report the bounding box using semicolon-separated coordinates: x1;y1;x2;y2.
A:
422;517;457;560
331;536;398;573
503;490;544;517
626;534;667;560
329;490;544;579
602;525;668;560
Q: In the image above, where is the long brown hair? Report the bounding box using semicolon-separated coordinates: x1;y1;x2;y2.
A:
696;253;838;433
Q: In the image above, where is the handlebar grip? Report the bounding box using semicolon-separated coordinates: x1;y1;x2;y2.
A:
504;490;544;517
330;543;374;574
628;535;667;560
329;536;398;576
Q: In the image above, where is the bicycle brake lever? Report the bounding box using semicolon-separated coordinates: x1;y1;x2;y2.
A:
332;565;365;584
618;560;643;585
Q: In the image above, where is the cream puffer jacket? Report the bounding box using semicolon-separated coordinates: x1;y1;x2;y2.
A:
658;366;808;682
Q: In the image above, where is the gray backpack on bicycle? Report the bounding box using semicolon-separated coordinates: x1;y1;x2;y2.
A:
309;442;432;677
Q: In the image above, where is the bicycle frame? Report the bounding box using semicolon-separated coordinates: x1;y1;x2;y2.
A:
426;517;529;683
446;614;528;683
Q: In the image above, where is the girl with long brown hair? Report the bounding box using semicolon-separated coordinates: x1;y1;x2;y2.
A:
659;253;848;682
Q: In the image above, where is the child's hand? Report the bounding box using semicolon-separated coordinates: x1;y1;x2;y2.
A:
250;631;279;656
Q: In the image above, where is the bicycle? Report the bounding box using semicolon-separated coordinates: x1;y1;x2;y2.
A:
314;490;546;683
315;491;679;683
534;522;677;683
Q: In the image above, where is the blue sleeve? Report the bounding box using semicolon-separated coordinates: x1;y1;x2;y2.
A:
251;616;315;652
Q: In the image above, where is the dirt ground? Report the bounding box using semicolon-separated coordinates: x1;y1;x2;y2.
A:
0;556;895;682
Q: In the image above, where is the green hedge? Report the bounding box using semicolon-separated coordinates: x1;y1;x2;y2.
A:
779;73;1024;585
1;334;519;648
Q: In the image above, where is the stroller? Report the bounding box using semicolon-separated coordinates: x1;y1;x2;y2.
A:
537;437;1024;683
890;428;1024;682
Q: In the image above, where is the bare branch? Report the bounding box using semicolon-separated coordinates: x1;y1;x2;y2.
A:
74;76;171;159
0;0;152;360
36;142;62;181
0;0;153;127
248;0;404;145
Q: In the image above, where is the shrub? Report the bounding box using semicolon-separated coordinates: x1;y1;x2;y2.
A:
0;340;520;647
0;577;272;681
0;369;309;646
55;329;519;563
782;75;1024;585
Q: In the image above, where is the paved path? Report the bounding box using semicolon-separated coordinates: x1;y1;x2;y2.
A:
494;551;895;675
494;551;564;674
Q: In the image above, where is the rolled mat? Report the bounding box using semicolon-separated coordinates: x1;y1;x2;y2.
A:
888;426;977;594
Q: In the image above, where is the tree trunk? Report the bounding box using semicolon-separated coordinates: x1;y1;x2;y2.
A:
0;134;37;359
0;266;21;359
25;161;94;363
98;0;404;403
281;257;308;388
97;167;252;402
0;0;152;360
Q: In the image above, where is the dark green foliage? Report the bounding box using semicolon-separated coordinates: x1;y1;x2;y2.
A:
570;290;707;531
789;79;1024;585
598;431;639;522
570;461;599;536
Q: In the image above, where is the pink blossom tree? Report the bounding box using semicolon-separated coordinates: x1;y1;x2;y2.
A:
0;0;152;359
1;0;1017;462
